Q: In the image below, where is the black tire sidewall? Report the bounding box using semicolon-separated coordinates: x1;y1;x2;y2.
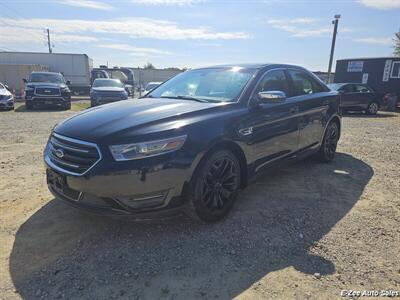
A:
367;102;379;115
317;121;339;162
25;102;33;110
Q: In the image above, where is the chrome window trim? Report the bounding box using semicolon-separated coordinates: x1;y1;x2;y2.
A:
45;132;102;176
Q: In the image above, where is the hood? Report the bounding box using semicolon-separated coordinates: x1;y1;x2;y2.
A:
54;98;226;143
92;87;126;92
0;88;12;96
26;82;67;88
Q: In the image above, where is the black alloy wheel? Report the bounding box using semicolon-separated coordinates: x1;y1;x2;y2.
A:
367;102;379;115
187;150;240;222
317;122;339;162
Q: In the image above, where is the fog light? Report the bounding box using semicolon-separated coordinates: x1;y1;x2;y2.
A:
116;190;168;209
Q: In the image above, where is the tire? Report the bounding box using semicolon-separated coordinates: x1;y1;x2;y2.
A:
316;121;339;163
63;102;71;110
185;150;241;223
367;101;379;115
25;101;33;110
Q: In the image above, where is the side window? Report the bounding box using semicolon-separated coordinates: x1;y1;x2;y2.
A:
355;85;371;93
288;70;324;96
254;70;289;96
391;61;400;78
341;84;354;93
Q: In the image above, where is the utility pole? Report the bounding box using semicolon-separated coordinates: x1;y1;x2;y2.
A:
327;14;340;83
46;28;52;53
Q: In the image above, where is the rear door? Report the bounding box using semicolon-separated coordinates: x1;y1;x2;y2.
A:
354;84;375;109
287;69;329;150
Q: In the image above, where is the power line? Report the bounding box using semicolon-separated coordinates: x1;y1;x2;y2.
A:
47;28;52;53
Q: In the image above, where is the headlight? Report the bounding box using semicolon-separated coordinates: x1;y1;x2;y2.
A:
109;135;187;161
25;86;34;91
61;87;70;93
5;94;13;100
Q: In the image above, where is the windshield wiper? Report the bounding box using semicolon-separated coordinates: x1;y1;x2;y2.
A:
160;95;209;103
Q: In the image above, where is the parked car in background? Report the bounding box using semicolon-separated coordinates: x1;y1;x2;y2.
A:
328;83;385;115
45;63;341;222
93;67;135;96
143;81;163;96
24;72;71;110
0;82;14;110
90;69;109;85
90;78;129;107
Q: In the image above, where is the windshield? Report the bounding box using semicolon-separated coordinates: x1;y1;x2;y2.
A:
327;83;343;91
146;83;161;90
29;73;65;83
93;79;124;88
147;67;255;102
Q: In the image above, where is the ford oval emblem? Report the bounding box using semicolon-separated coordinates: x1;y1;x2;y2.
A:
55;149;64;158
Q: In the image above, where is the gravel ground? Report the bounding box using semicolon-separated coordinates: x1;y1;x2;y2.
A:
0;103;399;299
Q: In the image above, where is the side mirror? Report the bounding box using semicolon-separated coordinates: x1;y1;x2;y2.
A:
257;91;286;103
66;80;71;85
23;78;27;83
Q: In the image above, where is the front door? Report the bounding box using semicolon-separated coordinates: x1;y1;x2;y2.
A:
240;69;299;171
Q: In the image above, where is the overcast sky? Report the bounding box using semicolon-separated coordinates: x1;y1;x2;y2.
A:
0;0;399;71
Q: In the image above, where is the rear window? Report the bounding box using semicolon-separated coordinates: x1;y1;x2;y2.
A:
29;73;65;83
93;79;124;88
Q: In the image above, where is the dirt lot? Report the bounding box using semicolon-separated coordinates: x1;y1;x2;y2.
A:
0;103;399;299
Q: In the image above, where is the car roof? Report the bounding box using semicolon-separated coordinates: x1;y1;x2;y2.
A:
192;63;307;70
94;78;121;81
331;82;367;86
31;71;61;75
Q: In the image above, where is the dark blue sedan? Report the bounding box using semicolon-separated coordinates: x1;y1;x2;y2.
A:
90;79;129;107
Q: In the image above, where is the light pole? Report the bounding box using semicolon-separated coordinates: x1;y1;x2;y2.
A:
327;14;340;83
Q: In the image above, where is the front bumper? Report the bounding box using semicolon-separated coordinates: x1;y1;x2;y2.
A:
27;96;70;106
45;142;194;216
91;95;129;106
47;173;185;218
0;99;14;109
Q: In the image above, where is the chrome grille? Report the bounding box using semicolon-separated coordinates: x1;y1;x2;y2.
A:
47;133;101;175
35;87;60;96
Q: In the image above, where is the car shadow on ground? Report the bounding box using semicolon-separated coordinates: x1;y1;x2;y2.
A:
10;153;373;299
343;111;398;118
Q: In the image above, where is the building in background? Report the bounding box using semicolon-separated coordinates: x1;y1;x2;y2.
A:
334;57;400;110
0;64;48;99
0;52;93;95
334;57;400;95
314;71;334;84
129;68;183;90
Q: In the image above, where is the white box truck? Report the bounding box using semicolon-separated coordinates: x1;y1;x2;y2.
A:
0;52;93;95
